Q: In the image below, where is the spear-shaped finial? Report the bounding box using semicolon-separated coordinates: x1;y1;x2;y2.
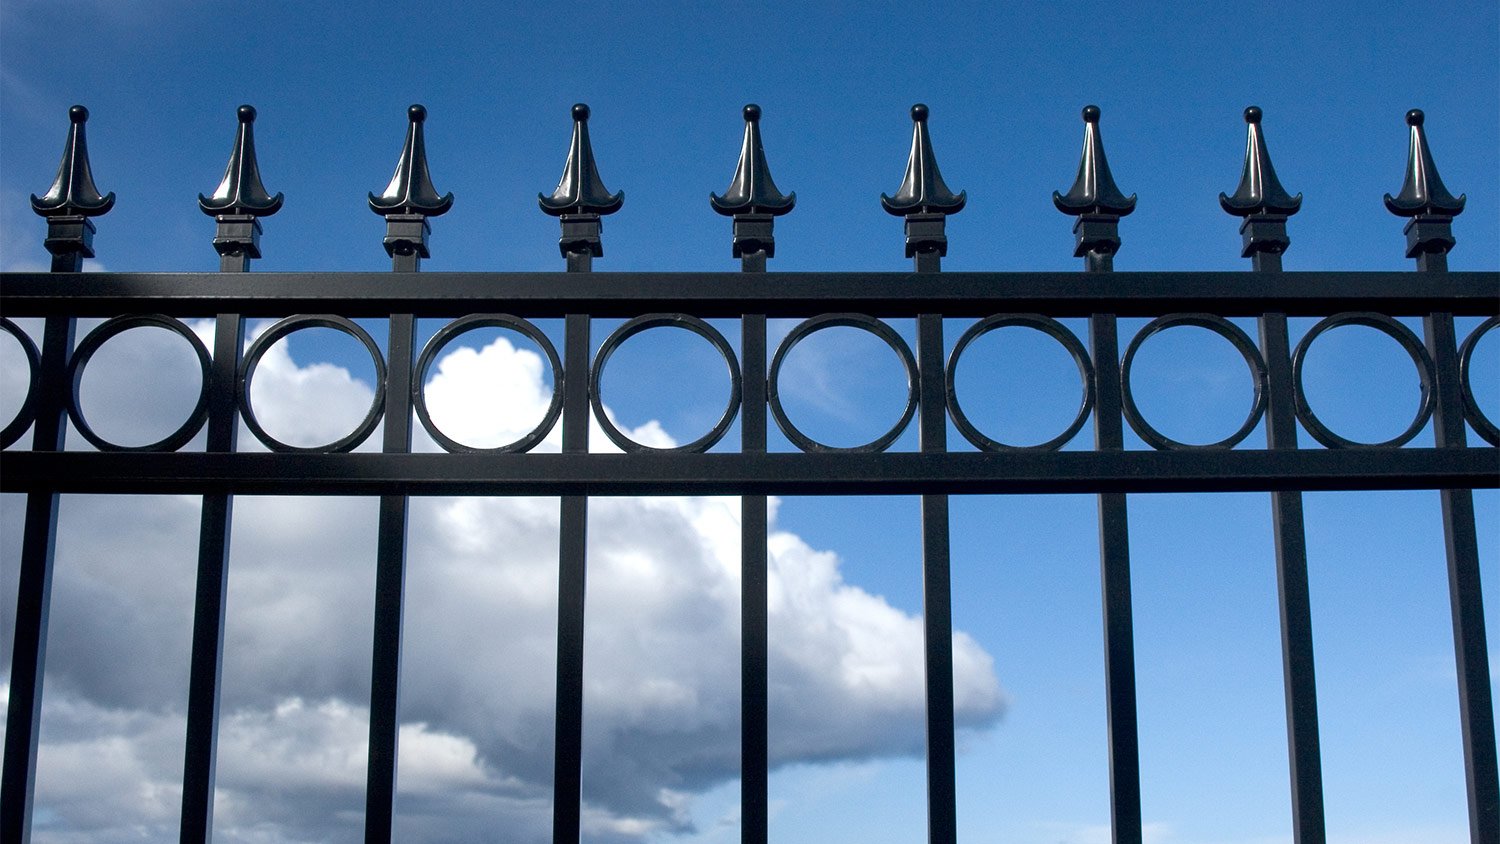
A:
1220;107;1301;270
1053;105;1137;217
31;105;114;271
539;103;624;217
199;105;283;217
31;105;115;218
370;105;452;269
199;106;281;271
1054;105;1134;271
370;105;454;217
1384;109;1466;217
1385;110;1465;270
881;104;966;216
711;104;795;267
712;104;796;216
882;104;964;269
539;104;622;268
1220;107;1302;217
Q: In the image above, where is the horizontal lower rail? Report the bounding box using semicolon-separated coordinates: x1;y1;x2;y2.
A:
1;271;1495;318
1;447;1494;496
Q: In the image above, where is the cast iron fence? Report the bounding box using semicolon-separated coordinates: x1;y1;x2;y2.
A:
2;102;1497;844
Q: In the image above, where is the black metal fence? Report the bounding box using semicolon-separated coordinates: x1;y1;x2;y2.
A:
2;102;1497;844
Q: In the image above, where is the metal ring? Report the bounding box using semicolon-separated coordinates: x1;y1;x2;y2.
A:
1291;312;1434;450
946;314;1095;452
1121;314;1268;451
239;315;387;453
590;314;742;454
768;314;919;453
65;315;212;452
1459;316;1499;447
413;315;564;453
1;318;43;449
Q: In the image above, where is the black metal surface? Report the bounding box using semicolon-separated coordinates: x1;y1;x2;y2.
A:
3;101;1497;844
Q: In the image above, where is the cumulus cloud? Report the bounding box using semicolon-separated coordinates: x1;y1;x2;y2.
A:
1;323;1004;842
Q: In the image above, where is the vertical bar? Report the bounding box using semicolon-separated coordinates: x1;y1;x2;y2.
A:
740;247;769;844
1089;309;1143;844
1424;310;1499;843
1258;310;1326;844
917;277;957;844
1;310;74;844
553;229;592;843
365;247;419;843
180;247;246;844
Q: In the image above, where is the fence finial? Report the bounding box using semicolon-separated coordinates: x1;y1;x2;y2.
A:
31;105;115;219
539;103;624;217
199;105;283;217
883;104;964;267
1054;105;1133;271
1220;107;1302;217
1053;105;1136;218
370;105;452;268
370;105;454;218
1220;107;1300;269
32;105;114;271
1385;110;1464;269
712;104;795;265
539;104;622;266
199;106;281;271
881;104;966;217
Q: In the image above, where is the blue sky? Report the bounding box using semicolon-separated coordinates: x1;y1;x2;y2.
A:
1;2;1497;843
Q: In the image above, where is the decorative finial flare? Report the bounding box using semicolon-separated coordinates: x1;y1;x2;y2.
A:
369;103;454;217
31;104;115;218
1053;104;1136;217
711;103;795;216
1384;108;1466;217
199;104;283;217
881;103;966;215
538;103;623;216
1219;106;1302;217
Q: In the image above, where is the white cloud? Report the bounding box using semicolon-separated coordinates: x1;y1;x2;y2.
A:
3;326;1005;842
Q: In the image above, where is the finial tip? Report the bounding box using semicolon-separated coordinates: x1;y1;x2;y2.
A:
69;105;89;123
1406;109;1424;126
1082;104;1100;123
408;104;426;122
1244;106;1262;124
910;103;928;121
572;103;590;121
237;105;256;123
743;103;761;121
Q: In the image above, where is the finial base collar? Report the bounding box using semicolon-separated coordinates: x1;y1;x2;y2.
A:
904;212;948;258
559;213;603;259
1239;214;1290;258
382;214;432;259
43;215;97;261
211;215;263;259
732;213;775;259
1403;215;1455;259
1072;214;1121;258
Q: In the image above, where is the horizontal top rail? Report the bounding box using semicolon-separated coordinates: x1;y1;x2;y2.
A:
3;448;1494;497
2;271;1496;318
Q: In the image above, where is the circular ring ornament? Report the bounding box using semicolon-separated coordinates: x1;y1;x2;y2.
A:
413;314;564;453
945;314;1095;452
590;314;742;454
238;315;387;453
1292;312;1434;450
1121;313;1268;451
1459;315;1499;447
66;314;212;452
768;314;919;453
1;317;43;449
